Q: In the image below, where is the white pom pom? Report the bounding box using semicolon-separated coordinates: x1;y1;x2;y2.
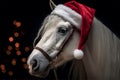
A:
73;49;84;60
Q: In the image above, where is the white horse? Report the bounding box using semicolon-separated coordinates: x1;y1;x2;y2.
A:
27;2;120;80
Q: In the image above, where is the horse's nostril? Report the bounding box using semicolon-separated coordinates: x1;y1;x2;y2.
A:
32;59;39;71
32;59;37;68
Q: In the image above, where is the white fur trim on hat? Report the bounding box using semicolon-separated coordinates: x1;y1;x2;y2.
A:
51;4;82;29
73;49;84;59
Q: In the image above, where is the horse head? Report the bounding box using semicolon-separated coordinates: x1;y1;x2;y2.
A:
27;1;95;78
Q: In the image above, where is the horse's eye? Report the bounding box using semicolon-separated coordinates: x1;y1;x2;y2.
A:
58;27;68;34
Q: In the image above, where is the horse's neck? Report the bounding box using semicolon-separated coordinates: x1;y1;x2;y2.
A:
68;17;120;80
83;17;120;80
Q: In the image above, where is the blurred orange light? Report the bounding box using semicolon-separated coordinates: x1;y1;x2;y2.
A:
25;47;30;52
16;50;21;56
9;37;14;42
6;50;11;55
14;32;19;37
23;64;28;69
21;57;26;63
0;64;5;70
8;45;13;51
2;69;6;74
8;71;13;76
15;42;20;48
0;65;6;73
13;20;21;27
11;59;16;66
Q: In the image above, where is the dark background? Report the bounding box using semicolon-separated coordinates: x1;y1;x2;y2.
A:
0;0;120;80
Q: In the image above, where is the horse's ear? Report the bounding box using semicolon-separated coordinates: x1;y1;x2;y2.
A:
49;0;56;10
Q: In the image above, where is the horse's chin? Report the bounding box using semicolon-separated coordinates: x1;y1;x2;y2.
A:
28;65;49;78
31;72;49;78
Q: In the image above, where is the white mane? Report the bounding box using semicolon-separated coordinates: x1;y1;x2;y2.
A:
68;17;120;80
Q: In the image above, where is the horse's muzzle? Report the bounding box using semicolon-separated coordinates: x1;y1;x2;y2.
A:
27;49;50;78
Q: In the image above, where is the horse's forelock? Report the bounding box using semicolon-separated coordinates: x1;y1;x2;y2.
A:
33;14;65;47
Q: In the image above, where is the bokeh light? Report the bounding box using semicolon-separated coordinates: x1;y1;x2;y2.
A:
21;57;26;63
23;64;28;69
0;64;6;73
15;42;20;48
14;32;19;37
8;71;13;76
8;45;13;51
16;50;21;56
9;37;14;42
13;20;21;28
0;64;6;70
24;46;30;52
1;69;6;74
11;59;16;66
6;50;11;55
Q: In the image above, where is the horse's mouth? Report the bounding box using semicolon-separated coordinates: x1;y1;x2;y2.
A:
28;65;48;78
32;72;48;78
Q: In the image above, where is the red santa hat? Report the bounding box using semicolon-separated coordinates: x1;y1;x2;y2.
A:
51;0;95;59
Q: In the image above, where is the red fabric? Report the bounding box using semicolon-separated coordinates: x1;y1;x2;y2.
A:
65;1;95;50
